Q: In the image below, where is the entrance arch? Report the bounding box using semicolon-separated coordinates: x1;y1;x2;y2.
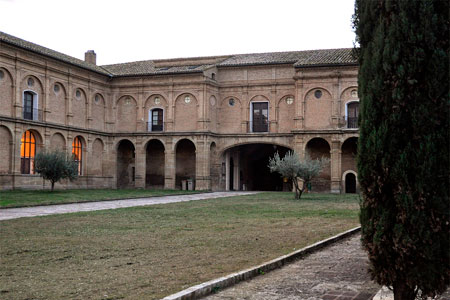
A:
145;139;165;188
223;143;292;191
117;139;135;188
305;138;331;192
175;139;196;189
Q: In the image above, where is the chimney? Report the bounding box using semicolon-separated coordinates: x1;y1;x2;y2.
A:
85;50;96;65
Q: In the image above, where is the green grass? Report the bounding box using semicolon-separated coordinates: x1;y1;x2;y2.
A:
0;188;203;208
0;192;361;299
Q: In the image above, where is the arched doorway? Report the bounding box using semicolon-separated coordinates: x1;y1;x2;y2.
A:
345;173;357;193
305;138;331;192
117;140;135;188
146;139;165;188
175;139;196;190
223;144;291;191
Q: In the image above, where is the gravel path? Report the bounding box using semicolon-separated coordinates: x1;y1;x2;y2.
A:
0;191;258;221
204;234;381;300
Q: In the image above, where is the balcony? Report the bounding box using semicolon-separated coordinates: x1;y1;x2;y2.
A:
22;108;43;122
249;120;269;133
147;122;163;132
347;117;358;129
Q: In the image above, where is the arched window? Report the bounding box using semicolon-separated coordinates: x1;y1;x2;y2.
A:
20;130;36;174
72;137;82;175
150;108;163;131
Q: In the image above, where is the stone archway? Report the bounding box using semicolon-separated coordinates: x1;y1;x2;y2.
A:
117;140;135;188
146;139;165;188
175;139;196;190
305;138;331;192
222;143;292;191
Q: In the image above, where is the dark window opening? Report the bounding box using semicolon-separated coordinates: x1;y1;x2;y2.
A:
151;109;163;131
252;102;268;132
347;102;359;128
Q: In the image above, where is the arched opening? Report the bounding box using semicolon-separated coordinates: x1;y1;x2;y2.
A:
0;126;12;174
223;143;291;191
341;137;358;174
117;140;135;188
146;139;165;188
175;139;196;189
305;138;331;192
345;173;357;193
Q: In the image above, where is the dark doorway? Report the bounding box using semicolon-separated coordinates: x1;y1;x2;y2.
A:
146;139;165;188
225;144;291;191
117;140;135;188
345;173;356;193
175;139;196;189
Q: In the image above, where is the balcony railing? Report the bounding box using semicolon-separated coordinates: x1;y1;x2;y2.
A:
146;122;163;132
347;117;358;129
249;120;269;133
22;108;43;121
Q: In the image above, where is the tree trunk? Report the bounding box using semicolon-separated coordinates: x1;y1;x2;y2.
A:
292;179;302;199
51;181;55;192
393;282;417;300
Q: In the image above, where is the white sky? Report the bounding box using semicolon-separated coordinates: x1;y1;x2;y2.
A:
0;0;356;65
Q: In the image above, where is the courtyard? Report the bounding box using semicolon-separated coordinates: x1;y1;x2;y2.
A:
0;192;360;299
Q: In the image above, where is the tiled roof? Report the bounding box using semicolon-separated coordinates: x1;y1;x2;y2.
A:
218;48;357;67
101;61;215;76
0;31;111;76
293;48;357;67
0;32;357;78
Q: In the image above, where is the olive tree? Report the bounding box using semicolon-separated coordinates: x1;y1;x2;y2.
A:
268;151;328;199
34;150;78;191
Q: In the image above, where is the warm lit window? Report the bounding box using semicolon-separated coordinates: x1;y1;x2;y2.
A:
72;137;82;175
20;130;36;174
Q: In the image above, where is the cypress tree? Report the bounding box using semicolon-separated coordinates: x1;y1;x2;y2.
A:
354;0;449;299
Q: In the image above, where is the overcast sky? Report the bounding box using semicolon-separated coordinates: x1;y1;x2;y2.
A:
0;0;356;65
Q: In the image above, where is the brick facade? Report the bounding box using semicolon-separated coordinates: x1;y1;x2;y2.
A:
0;31;359;192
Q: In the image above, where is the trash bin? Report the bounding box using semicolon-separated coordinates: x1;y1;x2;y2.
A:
181;180;187;190
187;179;194;191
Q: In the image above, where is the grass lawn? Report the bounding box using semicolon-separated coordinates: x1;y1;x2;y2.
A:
0;192;361;299
0;188;203;208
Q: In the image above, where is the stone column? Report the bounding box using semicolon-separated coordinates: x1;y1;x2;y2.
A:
330;139;342;193
164;139;176;189
134;137;145;188
194;137;210;190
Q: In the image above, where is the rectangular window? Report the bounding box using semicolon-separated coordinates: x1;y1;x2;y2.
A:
151;109;163;131
252;102;268;132
23;92;34;120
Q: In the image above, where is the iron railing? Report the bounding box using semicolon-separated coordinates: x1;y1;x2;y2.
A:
249;120;269;133
146;122;163;132
347;117;358;129
22;108;43;121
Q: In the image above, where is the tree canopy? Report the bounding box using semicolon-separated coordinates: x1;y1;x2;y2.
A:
354;0;449;298
34;150;78;191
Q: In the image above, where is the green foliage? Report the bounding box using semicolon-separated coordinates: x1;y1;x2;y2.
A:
34;150;78;191
354;0;449;298
268;151;328;199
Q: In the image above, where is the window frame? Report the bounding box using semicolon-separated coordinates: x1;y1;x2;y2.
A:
250;101;269;133
72;137;83;175
20;130;36;174
345;100;359;129
22;90;39;120
149;108;164;132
